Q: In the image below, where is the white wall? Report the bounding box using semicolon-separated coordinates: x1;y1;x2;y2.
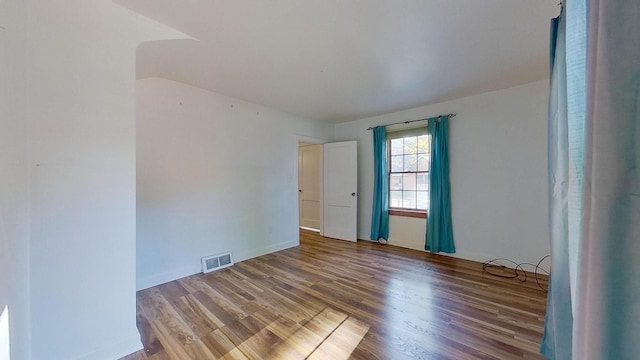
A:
0;1;30;359
136;78;334;289
334;80;550;264
25;2;184;359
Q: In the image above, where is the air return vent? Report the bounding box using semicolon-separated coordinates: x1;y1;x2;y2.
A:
201;252;234;273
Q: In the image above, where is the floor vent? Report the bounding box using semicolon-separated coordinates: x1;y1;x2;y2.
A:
202;252;234;273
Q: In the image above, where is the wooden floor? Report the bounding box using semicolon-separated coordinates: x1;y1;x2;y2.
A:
122;230;548;360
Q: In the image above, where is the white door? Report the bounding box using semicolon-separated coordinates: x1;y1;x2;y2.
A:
323;141;358;241
298;144;322;230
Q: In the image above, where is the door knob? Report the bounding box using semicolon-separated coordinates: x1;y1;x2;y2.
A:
299;189;302;193
351;192;356;196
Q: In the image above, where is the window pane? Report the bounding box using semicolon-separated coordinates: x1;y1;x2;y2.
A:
417;191;429;210
390;191;403;208
418;135;430;154
388;134;430;210
391;155;403;172
403;191;417;209
403;136;417;155
418;154;429;171
404;154;417;171
402;173;416;190
417;172;429;190
390;174;403;190
391;138;403;155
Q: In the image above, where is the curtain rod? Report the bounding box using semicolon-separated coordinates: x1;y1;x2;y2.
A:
366;113;456;130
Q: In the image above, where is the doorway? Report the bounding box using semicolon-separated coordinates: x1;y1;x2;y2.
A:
298;141;323;232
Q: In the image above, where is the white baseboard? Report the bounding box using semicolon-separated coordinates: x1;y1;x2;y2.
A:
435;250;495;264
234;240;299;263
385;240;495;264
137;239;300;291
300;226;320;232
75;332;142;360
137;264;200;290
388;240;424;252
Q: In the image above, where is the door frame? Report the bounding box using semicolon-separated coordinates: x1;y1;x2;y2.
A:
294;135;327;237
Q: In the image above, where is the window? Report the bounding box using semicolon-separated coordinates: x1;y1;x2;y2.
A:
388;129;430;215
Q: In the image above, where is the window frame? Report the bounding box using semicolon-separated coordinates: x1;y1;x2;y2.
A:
386;126;429;218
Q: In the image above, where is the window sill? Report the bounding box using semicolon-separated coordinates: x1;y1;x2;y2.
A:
388;209;427;219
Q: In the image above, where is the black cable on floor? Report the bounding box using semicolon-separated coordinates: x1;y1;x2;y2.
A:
482;255;550;291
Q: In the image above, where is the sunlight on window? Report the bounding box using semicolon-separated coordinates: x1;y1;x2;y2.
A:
388;133;430;211
0;305;10;360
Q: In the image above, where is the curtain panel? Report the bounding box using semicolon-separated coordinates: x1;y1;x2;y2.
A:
542;1;640;358
425;116;455;253
541;10;574;359
370;126;389;241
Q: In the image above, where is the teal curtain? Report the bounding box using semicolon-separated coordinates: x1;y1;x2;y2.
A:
425;116;454;253
542;1;639;358
572;0;640;358
370;126;389;241
541;9;574;360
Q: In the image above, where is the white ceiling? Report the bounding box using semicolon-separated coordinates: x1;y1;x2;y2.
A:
117;0;559;123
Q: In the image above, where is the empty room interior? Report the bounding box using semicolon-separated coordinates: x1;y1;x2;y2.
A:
1;1;638;360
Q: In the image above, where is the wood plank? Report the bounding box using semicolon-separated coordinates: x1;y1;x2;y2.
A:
308;317;370;360
122;229;548;360
135;302;165;357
